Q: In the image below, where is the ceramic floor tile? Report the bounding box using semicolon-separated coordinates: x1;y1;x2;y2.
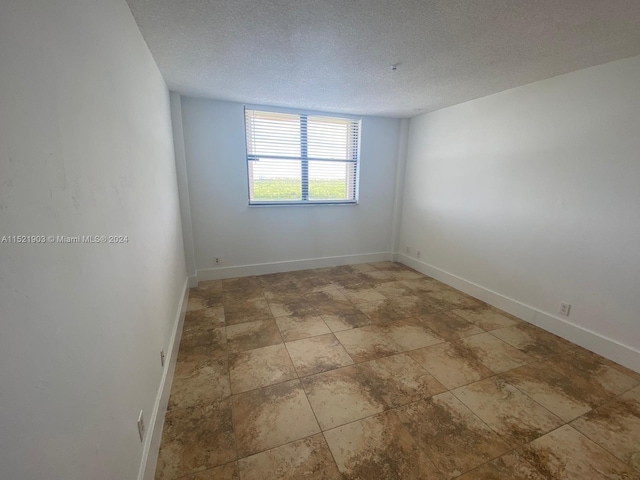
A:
305;287;351;303
155;399;236;480
359;353;446;408
383;318;444;351
518;425;637;479
285;333;354;377
228;344;297;394
452;308;519;331
225;319;282;352
373;281;414;299
267;297;319;318
339;284;388;304
452;377;563;446
321;304;373;332
571;385;640;471
275;314;331;342
179;323;227;351
461;332;533;373
181;461;239;479
330;273;376;289
232;380;320;457
184;306;226;328
399;277;444;293
222;276;262;291
324;409;445;480
222;286;265;305
546;348;640;399
301;365;386;430
262;281;303;301
416;312;484;341
224;299;272;325
391;294;442;317
456;452;547;480
164;264;640;480
409;341;494;390
490;322;574;360
238;434;340;480
187;290;224;311
295;275;335;291
355;298;411;325
501;362;595;422
334;325;403;363
368;261;412;272
395;392;511;478
387;269;425;281
168;354;230;410
426;289;486;309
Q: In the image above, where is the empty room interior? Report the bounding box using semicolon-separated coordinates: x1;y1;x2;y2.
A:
3;0;640;479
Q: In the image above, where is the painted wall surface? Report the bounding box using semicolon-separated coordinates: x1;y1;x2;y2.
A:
180;97;401;271
400;55;640;355
0;1;186;479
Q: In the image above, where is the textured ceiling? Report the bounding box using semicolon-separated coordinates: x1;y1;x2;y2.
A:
126;0;640;117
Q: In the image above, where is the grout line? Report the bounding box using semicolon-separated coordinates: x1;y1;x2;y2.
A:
165;263;640;479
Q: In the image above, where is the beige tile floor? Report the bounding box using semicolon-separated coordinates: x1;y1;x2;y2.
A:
155;262;640;480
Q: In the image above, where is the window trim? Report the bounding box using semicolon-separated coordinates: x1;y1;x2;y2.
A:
244;105;361;206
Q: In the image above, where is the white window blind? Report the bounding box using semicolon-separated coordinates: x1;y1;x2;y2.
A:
245;108;360;204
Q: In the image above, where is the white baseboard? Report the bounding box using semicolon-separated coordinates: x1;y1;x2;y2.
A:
138;277;189;480
396;254;640;373
188;275;198;288
197;252;392;282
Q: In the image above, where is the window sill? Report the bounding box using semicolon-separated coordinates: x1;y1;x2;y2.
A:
248;201;359;207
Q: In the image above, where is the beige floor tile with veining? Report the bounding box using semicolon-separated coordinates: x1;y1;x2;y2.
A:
518;425;637;479
224;299;272;325
155;399;236;480
229;344;296;394
571;385;640;471
238;434;340;480
359;353;446;408
232;380;320;457
355;298;411;325
225;319;282;352
383;318;444;351
490;322;574;360
409;341;494;390
334;325;403;363
168;354;230;410
453;376;563;446
301;365;386;430
324;409;445;479
286;333;354;377
180;461;239;479
456;452;547;480
452;308;519;331
395;392;511;478
275;314;331;342
501;362;595;422
417;312;484;341
461;332;533;373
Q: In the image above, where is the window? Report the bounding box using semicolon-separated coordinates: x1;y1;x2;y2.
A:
244;107;360;205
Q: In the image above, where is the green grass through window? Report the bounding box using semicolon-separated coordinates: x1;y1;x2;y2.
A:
252;178;349;201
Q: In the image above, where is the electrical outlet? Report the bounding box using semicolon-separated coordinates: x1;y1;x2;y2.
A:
405;246;410;254
160;349;165;367
416;250;422;259
137;410;145;442
214;257;221;265
559;302;571;317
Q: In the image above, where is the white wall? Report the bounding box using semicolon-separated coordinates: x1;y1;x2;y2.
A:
0;1;187;479
179;97;402;277
400;55;640;369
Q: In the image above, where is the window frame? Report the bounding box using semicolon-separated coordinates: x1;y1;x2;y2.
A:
244;105;361;206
